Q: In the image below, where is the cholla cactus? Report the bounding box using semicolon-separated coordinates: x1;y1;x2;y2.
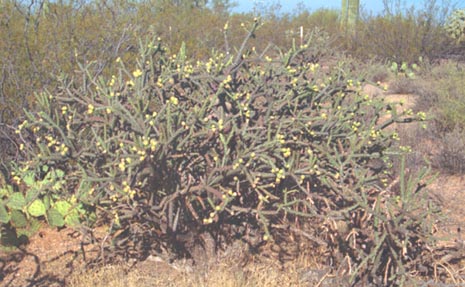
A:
445;9;465;43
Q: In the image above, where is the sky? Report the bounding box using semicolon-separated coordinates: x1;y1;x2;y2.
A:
231;0;465;15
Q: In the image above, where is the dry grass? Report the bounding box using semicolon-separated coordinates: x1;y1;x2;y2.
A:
68;249;327;287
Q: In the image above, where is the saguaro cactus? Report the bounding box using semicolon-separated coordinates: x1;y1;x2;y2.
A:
340;0;360;36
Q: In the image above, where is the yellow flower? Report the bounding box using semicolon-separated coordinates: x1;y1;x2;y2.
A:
417;111;427;121
287;67;297;74
138;150;146;161
351;121;361;132
281;147;291;158
399;145;412;153
118;160;126;171
114;212;120;225
150;139;157;151
132;69;143;78
128;189;136;199
60;144;69;156
87;104;94;114
109;75;116;87
309;63;319;72
169;96;179;105
218;119;224;131
222;75;232;86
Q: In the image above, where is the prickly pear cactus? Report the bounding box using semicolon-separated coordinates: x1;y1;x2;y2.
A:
0;164;85;245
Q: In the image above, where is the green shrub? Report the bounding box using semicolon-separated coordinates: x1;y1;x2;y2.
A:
10;22;440;285
350;4;452;63
360;60;393;83
416;62;465;174
427;62;465;132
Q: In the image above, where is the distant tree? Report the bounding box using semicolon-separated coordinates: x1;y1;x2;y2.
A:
210;0;235;14
171;0;208;8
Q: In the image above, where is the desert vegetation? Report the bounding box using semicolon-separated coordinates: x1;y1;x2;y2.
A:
1;0;465;286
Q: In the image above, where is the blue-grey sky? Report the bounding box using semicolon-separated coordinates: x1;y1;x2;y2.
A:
231;0;465;15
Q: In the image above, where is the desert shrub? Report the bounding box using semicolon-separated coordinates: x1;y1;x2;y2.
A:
388;77;422;95
0;0;245;123
291;8;340;34
436;91;465;132
428;63;465;132
389;60;465;175
138;1;228;59
437;127;465;174
417;62;465;174
7;21;442;285
350;2;452;63
360;60;393;84
0;0;158;133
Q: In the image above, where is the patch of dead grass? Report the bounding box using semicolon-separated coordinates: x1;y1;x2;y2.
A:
68;250;324;287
